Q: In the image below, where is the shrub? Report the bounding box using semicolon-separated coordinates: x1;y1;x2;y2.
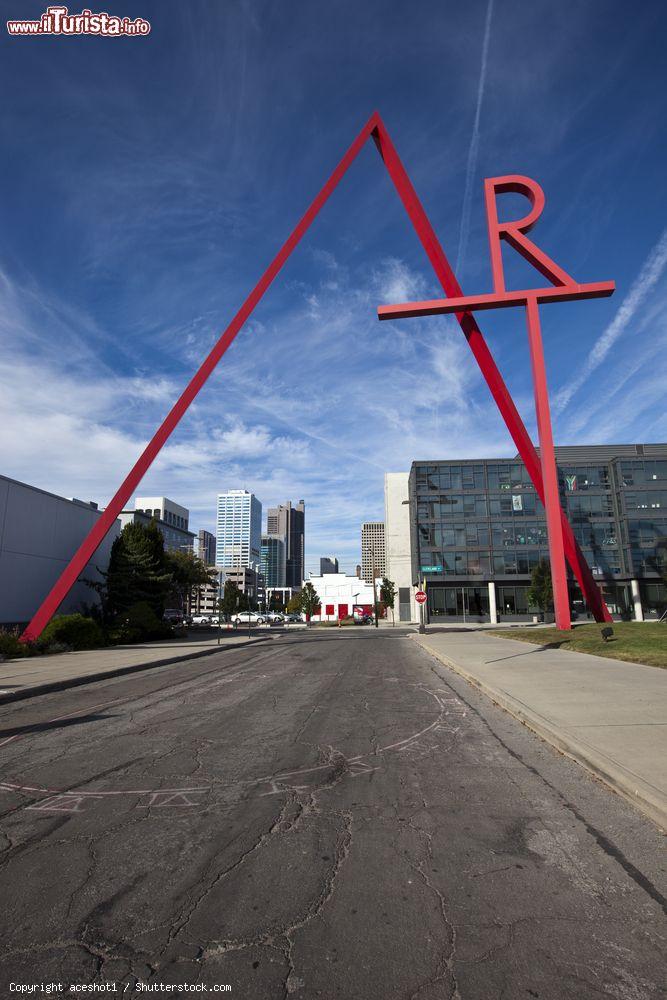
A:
0;631;30;660
43;641;73;655
38;613;105;652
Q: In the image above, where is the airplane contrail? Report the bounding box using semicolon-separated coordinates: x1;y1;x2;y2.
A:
455;0;495;279
553;225;667;413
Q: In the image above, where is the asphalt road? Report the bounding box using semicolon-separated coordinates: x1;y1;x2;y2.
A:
0;630;665;999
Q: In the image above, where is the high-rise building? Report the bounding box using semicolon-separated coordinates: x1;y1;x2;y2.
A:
216;490;262;571
266;500;305;587
261;534;286;588
361;522;386;583
197;529;216;565
406;443;667;623
320;556;339;574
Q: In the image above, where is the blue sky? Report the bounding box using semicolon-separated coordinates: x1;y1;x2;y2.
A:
1;0;666;576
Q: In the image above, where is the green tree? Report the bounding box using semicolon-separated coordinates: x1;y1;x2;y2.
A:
88;521;172;623
527;559;553;619
165;550;216;614
218;579;248;619
299;582;320;622
380;577;397;626
286;592;303;615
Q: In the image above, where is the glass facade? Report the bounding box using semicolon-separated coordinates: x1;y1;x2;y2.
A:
261;534;286;588
410;447;667;621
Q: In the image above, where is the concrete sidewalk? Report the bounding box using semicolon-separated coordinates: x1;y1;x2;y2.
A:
0;632;272;705
413;630;667;830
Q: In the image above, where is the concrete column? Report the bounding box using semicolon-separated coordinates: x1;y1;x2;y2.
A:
488;581;498;624
630;579;643;622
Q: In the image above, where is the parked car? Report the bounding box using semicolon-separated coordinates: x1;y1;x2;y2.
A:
190;614;211;626
163;609;184;625
283;613;302;623
265;611;284;623
232;611;266;626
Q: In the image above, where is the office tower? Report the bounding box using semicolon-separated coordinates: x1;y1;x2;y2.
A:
216;490;262;570
267;500;305;587
361;522;386;583
407;444;667;622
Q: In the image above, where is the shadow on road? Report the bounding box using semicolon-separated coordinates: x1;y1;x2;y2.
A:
0;713;118;739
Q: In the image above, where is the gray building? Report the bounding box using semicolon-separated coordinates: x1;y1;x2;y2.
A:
261;534;286;588
266;500;305;587
118;496;195;554
361;522;386;584
409;443;667;623
197;529;216;565
320;556;339;574
0;475;120;626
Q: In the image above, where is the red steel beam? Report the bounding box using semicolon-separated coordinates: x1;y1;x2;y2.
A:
20;113;382;642
22;112;611;641
378;281;616;320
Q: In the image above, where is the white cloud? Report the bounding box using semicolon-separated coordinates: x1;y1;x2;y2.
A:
553;226;667;413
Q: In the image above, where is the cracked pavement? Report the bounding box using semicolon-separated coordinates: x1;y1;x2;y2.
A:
0;630;665;998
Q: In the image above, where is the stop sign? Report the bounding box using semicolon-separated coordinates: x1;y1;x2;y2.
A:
415;590;427;604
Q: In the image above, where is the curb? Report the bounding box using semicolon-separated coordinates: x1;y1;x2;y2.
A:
0;636;270;707
412;635;667;832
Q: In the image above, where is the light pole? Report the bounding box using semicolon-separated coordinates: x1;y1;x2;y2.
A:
371;543;379;628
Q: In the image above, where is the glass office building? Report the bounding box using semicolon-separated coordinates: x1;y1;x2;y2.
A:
409;444;667;622
216;490;262;571
261;534;286;588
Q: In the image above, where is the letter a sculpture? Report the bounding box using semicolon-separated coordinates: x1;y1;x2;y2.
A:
22;114;614;642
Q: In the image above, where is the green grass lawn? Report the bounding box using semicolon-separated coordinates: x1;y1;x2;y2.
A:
487;621;667;668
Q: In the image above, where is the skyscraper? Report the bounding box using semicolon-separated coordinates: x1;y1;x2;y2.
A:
197;529;216;565
361;522;386;583
216;490;262;571
320;556;339;574
267;500;305;587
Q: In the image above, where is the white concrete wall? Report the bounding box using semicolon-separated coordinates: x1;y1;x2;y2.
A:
308;573;377;620
0;476;119;624
384;472;417;622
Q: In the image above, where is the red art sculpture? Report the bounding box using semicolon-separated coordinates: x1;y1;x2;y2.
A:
379;174;614;630
21;113;613;642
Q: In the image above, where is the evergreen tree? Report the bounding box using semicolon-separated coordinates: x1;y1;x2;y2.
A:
527;559;553;617
103;521;172;621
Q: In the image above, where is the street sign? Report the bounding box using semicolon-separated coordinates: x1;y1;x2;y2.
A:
415;591;427;605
